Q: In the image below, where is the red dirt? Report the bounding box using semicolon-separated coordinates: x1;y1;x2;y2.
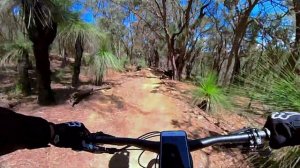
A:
0;66;265;168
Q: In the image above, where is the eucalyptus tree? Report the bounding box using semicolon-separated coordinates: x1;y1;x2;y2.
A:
215;0;262;85
114;0;211;80
95;1;132;59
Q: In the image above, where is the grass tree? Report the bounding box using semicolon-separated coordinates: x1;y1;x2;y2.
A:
1;0;71;105
0;36;32;96
58;19;103;87
193;72;232;112
246;74;300;167
233;51;300;167
89;34;122;85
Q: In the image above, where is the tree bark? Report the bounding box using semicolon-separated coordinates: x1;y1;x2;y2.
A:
60;48;68;68
17;50;31;96
23;0;57;105
186;53;197;80
154;49;160;68
95;78;103;86
33;43;55;105
176;55;185;81
72;34;84;87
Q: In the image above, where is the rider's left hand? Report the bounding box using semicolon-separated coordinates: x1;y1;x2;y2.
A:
50;122;90;150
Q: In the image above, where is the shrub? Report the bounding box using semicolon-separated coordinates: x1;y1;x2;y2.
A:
192;72;232;112
89;50;121;85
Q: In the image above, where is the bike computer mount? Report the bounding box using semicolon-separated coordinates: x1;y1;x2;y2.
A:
160;130;192;168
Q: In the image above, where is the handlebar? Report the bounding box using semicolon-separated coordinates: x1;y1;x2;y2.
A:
83;128;270;154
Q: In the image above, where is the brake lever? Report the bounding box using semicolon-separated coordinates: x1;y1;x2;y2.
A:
91;131;115;138
229;127;252;135
85;131;115;143
82;132;119;154
82;141;119;154
228;128;272;156
246;129;272;157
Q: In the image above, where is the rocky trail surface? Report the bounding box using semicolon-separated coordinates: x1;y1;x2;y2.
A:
0;65;265;168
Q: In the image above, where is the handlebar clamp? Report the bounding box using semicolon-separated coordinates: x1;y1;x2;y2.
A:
248;128;264;150
231;128;267;151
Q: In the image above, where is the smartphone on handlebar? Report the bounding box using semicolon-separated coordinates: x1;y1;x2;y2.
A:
160;131;192;168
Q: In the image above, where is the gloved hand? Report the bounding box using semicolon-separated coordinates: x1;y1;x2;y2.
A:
50;122;90;150
264;112;300;149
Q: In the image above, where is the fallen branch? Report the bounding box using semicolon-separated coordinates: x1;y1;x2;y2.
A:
70;86;111;107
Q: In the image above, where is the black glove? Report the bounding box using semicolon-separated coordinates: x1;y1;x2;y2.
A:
264;112;300;149
50;122;90;150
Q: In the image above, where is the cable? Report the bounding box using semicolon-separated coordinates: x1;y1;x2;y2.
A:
119;131;161;151
136;131;161;168
138;150;146;168
140;132;160;140
155;154;159;168
139;131;161;139
93;131;161;167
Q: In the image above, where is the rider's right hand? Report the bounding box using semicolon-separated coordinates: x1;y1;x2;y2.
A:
264;112;300;149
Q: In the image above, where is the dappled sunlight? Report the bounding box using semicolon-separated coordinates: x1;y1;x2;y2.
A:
87;112;100;123
141;78;160;90
139;93;176;113
126;77;177;114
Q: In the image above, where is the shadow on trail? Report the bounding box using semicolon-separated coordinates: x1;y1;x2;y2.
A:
53;86;125;110
109;151;130;168
53;88;76;105
171;118;244;168
108;151;159;168
89;94;125;110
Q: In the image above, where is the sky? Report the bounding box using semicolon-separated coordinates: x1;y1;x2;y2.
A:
71;1;137;28
70;2;95;23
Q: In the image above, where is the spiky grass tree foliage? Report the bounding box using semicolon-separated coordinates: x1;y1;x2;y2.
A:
233;48;300;168
248;73;300;168
89;35;122;85
0;36;32;96
193;72;232;112
236;48;300;112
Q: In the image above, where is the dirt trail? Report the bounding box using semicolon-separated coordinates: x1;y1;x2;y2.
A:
0;68;263;168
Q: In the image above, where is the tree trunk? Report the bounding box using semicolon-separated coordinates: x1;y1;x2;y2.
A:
95;74;104;86
222;29;244;85
233;55;241;77
60;48;68;68
219;0;258;85
176;55;185;81
186;63;192;80
171;54;179;80
154;49;160;68
72;34;84;87
23;0;57;105
33;42;55;105
186;54;197;80
17;50;31;96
